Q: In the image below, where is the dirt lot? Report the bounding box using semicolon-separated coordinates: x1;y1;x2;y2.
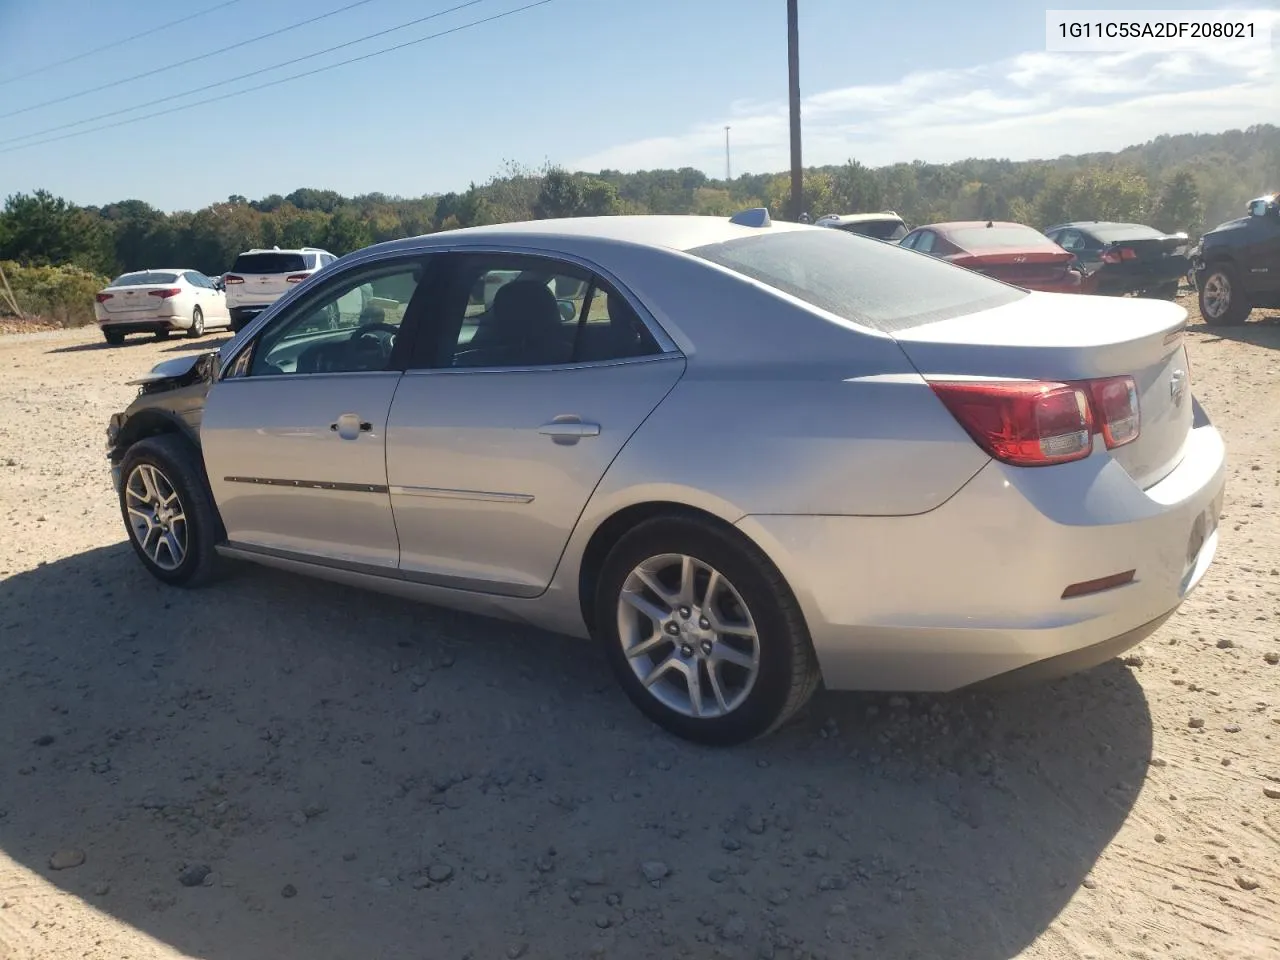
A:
1;297;1278;960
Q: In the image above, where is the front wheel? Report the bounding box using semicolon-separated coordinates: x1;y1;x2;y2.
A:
188;306;204;338
595;516;820;745
1198;264;1250;326
118;434;223;587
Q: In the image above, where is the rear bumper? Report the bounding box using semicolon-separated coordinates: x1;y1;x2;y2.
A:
97;317;187;333
1095;259;1189;295
737;419;1226;692
1024;273;1087;294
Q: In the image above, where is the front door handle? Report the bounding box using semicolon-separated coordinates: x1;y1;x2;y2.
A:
538;417;600;445
330;413;373;440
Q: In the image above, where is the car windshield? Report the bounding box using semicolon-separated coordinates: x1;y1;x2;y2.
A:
689;228;1026;332
111;272;178;286
946;226;1054;250
836;220;908;241
1089;224;1167;242
231;252;308;274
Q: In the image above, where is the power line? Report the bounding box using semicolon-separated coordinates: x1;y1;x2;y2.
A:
0;0;248;88
0;1;555;156
0;0;487;147
0;0;387;121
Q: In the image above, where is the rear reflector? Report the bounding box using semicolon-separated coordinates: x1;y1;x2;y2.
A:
928;380;1094;466
1086;376;1139;449
224;274;244;284
95;292;113;303
1061;570;1136;599
148;287;181;299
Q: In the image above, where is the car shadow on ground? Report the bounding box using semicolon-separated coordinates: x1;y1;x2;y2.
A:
1187;313;1280;350
45;336;196;355
0;546;1153;960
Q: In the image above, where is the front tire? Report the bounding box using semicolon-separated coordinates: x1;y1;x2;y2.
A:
1198;264;1250;326
188;306;204;338
595;516;820;745
118;434;222;587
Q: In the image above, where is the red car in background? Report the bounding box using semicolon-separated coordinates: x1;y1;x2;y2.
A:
899;220;1094;294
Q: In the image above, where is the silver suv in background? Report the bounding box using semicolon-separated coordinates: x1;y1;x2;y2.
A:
815;212;909;243
224;246;337;331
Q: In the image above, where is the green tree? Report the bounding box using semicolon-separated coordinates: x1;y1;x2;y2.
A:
322;210;372;255
1151;169;1204;235
534;167;585;219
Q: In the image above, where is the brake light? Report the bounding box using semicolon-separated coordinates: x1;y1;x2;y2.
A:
95;292;113;303
1086;376;1139;449
1101;246;1138;264
148;287;181;299
224;274;244;284
285;273;309;283
929;381;1094;466
930;376;1144;466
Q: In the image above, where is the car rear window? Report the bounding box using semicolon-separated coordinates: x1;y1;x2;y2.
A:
688;229;1025;332
1088;224;1167;242
836;220;908;241
946;225;1055;250
111;272;178;286
231;252;308;274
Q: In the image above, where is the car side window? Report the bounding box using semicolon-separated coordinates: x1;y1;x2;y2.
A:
419;254;660;370
1054;230;1084;253
183;271;204;287
914;231;936;254
899;232;918;249
243;259;425;377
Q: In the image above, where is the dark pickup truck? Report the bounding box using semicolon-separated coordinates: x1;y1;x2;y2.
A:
1193;193;1280;326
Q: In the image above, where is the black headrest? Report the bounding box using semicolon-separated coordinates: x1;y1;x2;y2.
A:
492;280;562;338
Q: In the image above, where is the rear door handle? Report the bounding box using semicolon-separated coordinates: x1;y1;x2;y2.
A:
538;418;600;444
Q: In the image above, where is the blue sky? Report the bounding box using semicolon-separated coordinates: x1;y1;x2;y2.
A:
0;0;1274;210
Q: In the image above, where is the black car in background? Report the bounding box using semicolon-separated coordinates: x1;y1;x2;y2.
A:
1192;194;1280;326
1044;221;1190;299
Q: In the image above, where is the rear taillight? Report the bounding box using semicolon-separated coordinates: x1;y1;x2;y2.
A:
224;274;244;284
929;381;1094;466
285;273;309;283
929;375;1142;467
95;292;113;303
148;287;181;299
1101;246;1138;264
1086;375;1139;449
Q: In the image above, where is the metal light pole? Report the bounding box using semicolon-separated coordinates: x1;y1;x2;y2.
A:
725;126;732;182
787;0;802;221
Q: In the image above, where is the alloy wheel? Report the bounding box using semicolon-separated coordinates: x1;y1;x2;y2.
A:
1201;272;1231;320
616;553;761;718
124;463;187;571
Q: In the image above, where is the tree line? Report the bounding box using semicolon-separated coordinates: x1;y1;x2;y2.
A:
1;124;1274;285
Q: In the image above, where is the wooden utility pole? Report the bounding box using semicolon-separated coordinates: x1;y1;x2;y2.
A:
787;0;802;221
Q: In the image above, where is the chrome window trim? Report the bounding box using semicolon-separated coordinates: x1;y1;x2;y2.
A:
402;352;682;378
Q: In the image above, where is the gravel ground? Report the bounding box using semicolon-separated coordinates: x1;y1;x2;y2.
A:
1;298;1278;960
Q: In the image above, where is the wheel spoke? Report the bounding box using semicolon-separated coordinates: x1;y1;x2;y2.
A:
634;567;676;605
621;589;670;627
701;568;721;610
163;531;184;565
685;662;704;717
707;661;730;713
713;644;756;670
138;465;161;505
676;555;698;605
643;652;681;688
625;632;670;660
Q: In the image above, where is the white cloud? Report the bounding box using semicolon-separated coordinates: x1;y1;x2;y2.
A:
572;15;1279;176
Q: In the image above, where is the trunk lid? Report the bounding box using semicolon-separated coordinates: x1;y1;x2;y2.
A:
101;282;177;314
1106;236;1188;261
954;250;1074;286
892;292;1193;490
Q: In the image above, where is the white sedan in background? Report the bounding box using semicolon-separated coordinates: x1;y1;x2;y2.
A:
94;269;230;345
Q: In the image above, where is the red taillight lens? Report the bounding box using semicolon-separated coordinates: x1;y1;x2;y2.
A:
285;273;309;283
1102;246;1137;264
148;287;181;299
931;375;1143;466
224;274;244;284
95;292;113;303
1086;375;1139;449
929;381;1094;466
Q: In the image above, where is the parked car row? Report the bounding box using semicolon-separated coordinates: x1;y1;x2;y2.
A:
105;208;1226;744
816;192;1280;326
94;245;338;345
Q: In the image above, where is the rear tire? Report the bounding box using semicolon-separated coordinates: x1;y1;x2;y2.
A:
103;330;124;345
154;329;171;341
1198;263;1250;326
188;306;204;338
1145;281;1179;301
595;515;821;745
118;434;223;588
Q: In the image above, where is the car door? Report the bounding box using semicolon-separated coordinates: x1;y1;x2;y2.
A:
1241;200;1280;296
196;271;230;321
200;254;430;571
385;251;685;597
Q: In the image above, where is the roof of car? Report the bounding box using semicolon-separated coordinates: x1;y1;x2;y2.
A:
238;247;330;254
113;268;192;276
1045;221;1146;233
365;215;810;258
920;221;1033;233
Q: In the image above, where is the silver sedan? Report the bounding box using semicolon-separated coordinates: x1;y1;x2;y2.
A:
105;211;1227;744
